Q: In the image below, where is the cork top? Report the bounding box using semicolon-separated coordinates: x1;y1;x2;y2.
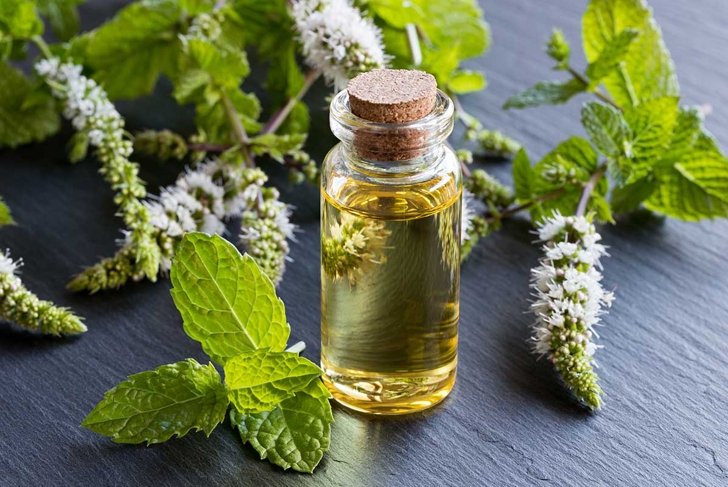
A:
347;69;437;123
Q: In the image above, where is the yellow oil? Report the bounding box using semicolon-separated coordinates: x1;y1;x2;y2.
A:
321;173;460;415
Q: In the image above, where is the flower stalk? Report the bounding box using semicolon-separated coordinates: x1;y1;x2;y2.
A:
530;212;614;409
0;251;86;336
68;159;294;292
35;57;162;287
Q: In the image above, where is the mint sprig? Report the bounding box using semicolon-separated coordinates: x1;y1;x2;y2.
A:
505;0;728;222
83;233;333;473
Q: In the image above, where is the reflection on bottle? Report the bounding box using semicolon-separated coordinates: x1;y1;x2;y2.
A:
322;212;391;285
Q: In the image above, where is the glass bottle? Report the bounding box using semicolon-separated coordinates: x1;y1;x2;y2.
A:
320;70;461;415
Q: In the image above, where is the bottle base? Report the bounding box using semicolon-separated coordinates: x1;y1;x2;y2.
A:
321;359;457;415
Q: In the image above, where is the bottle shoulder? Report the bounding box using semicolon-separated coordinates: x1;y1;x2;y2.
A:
321;143;462;220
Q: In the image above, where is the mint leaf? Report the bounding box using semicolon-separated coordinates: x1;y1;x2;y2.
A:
0;62;60;148
645;133;728;220
582;0;678;107
448;70;486;94
249;133;306;162
585;28;639;85
183;38;250;90
610;177;656;213
581;101;630;158
0;196;14;226
173;37;260;142
36;0;85;41
78;0;182;99
621;96;678;182
179;0;216;14
658;106;703;166
228;0;303;103
170;233;290;365
503;79;584;109
512;148;533;201
0;0;43;39
82;359;229;445
231;380;333;473
224;349;322;413
591;193;615;223
193;88;261;143
373;0;489;91
529;137;605;221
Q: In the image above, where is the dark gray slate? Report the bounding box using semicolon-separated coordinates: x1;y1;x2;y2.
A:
1;1;726;486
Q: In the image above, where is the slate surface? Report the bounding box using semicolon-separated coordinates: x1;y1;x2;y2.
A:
1;1;727;486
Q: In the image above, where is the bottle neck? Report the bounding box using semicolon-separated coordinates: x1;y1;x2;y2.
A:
329;89;455;176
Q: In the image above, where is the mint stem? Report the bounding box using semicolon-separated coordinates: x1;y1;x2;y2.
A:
285;341;306;354
262;69;321;135
576;164;607;217
32;36;52;59
566;66;621;110
487;187;567;224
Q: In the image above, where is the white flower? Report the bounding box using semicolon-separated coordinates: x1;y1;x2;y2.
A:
0;251;18;276
240;188;297;284
35;57;128;153
292;0;387;89
529;212;614;409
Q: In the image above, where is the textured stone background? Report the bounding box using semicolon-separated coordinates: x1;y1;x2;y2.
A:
1;1;726;485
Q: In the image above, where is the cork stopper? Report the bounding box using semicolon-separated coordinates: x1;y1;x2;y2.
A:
347;69;437;123
346;69;438;161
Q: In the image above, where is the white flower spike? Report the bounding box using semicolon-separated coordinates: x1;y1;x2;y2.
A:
530;211;613;410
292;0;387;89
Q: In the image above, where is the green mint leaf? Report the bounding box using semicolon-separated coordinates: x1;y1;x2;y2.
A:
645;132;728;220
249;133;306;162
580;101;630;158
0;196;14;226
582;0;678;107
610;177;656;214
77;0;182;99
0;0;43;39
193;88;261;143
231;380;333;473
228;0;303;103
0;62;60;148
590;193;615;223
36;0;84;41
658;106;703;166
183;38;250;89
620;96;678;183
546;28;570;68
503;79;584;109
448;70;486;94
584;28;639;85
224;349;322;413
374;0;489;89
512;148;533;201
82;359;229;445
529;137;604;221
179;0;216;14
170;233;290;365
